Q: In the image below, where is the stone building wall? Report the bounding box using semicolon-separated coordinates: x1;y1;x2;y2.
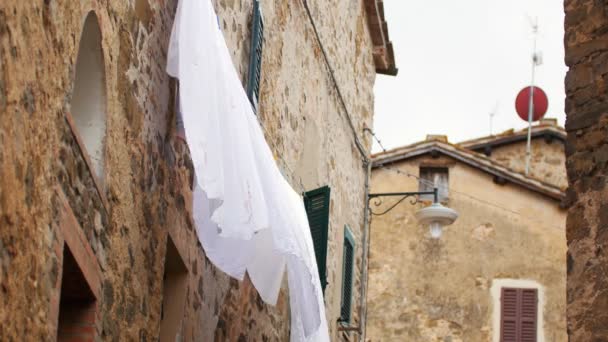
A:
0;0;377;341
485;138;567;190
563;0;608;340
215;0;377;339
367;156;567;341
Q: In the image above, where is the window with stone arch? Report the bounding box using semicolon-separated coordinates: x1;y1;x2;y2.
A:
70;12;107;183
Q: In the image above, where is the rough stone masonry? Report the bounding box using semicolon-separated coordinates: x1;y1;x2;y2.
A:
564;0;608;340
0;0;393;340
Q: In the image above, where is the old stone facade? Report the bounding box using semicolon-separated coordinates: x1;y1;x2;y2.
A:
563;0;608;340
460;118;567;190
0;0;394;341
366;126;567;341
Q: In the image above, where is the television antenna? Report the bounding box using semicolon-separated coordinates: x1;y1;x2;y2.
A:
489;101;499;136
524;16;542;176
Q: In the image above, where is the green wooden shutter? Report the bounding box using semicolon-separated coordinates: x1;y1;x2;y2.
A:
304;186;331;293
340;225;355;324
247;0;264;113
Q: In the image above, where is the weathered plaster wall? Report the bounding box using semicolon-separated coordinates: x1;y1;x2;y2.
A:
366;156;567;341
487;138;567;190
563;0;608;339
0;0;376;340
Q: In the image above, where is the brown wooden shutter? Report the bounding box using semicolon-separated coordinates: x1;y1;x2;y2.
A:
500;287;538;342
520;289;538;342
501;288;519;342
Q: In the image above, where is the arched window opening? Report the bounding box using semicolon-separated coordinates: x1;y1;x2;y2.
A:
71;12;106;183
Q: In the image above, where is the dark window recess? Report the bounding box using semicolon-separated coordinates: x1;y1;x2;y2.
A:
173;82;186;141
247;0;264;113
339;226;356;324
419;167;449;201
159;236;189;342
501;287;538;342
57;247;97;342
304;186;331;293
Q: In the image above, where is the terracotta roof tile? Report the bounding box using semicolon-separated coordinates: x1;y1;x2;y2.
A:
364;0;397;75
372;139;565;202
458;120;565;149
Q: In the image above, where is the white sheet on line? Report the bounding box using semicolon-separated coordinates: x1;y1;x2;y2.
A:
166;0;329;340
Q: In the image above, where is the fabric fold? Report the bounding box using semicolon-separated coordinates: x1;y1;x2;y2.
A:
166;0;329;340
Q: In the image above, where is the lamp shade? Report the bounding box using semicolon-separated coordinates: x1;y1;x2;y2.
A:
415;203;459;227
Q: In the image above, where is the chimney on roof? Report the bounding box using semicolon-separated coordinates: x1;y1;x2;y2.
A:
426;135;448;142
539;118;557;126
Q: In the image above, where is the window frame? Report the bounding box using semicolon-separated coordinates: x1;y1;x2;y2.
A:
339;225;356;325
491;279;544;342
65;11;109;211
159;235;189;342
53;189;102;340
419;166;449;202
70;11;107;186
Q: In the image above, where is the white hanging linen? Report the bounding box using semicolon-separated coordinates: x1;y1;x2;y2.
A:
166;0;329;340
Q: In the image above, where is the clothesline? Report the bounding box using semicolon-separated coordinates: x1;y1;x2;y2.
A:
166;0;330;340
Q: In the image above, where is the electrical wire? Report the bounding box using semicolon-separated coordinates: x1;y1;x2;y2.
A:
301;0;369;163
374;164;564;231
256;0;374;196
364;127;387;153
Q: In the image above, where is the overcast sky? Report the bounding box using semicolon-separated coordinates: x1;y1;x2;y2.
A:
372;0;567;152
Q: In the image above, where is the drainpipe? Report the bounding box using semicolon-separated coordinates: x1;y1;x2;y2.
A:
338;149;372;342
302;1;375;336
359;158;372;341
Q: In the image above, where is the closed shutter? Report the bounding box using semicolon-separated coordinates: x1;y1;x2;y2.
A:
419;167;449;201
304;186;331;293
340;226;355;324
247;0;264;113
500;288;538;342
520;289;538;342
501;288;519;342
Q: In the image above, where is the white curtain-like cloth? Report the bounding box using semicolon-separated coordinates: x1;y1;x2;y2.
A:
166;0;329;340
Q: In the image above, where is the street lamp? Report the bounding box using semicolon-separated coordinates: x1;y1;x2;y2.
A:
368;188;459;239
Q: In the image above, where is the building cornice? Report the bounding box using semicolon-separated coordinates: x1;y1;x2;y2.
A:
364;0;397;76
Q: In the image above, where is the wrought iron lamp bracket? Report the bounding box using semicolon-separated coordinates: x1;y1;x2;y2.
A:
368;188;438;216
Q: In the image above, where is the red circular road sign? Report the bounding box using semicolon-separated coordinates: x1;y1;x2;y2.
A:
515;86;548;122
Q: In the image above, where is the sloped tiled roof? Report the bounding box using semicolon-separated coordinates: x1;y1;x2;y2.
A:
458;119;566;152
372;139;565;202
